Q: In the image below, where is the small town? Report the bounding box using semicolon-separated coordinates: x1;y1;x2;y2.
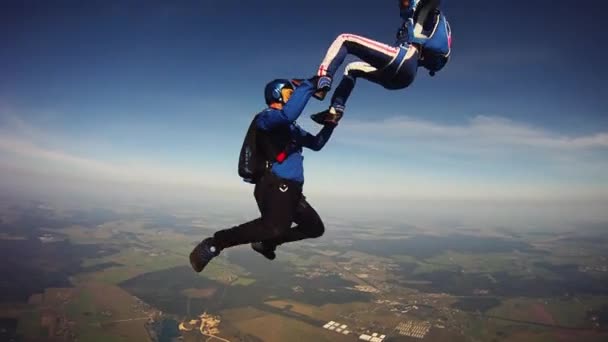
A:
179;312;222;337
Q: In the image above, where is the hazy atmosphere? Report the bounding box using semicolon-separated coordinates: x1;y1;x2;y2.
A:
1;0;607;228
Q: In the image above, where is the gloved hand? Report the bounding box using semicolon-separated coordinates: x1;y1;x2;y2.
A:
310;106;343;126
307;75;320;86
291;76;332;101
291;76;319;88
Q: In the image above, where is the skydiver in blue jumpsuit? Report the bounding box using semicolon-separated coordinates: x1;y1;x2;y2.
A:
189;78;341;273
305;0;452;124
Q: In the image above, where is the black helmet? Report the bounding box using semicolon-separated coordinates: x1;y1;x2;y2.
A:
264;79;294;105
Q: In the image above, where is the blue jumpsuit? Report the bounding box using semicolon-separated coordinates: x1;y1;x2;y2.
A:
317;3;450;111
212;80;336;252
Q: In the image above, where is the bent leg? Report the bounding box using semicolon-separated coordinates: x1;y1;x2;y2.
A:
318;34;399;79
213;176;302;250
331;45;420;109
331;62;384;109
262;196;325;247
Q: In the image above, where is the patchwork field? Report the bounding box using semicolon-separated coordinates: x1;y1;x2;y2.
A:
2;202;607;342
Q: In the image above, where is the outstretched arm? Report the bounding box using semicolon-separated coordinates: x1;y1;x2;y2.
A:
256;80;315;130
295;124;336;152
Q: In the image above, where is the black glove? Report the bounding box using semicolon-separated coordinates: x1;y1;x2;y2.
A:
291;76;320;89
311;107;343;126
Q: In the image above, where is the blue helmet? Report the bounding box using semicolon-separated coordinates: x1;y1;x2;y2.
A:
264;79;294;105
400;0;442;20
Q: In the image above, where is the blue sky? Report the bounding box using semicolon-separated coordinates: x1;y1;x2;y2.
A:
1;0;607;209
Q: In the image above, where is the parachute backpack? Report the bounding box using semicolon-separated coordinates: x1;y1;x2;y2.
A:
410;0;452;76
238;114;291;184
238;114;267;184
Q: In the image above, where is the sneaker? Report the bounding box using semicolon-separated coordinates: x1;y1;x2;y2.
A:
189;237;219;273
310;105;344;125
251;242;276;260
316;75;332;89
313;76;332;101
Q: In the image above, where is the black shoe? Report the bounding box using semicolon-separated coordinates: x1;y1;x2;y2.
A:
251;242;276;260
310;106;344;125
189;238;219;273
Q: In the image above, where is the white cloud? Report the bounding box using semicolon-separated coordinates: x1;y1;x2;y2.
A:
309;114;608;202
2;109;607;204
339;115;608;150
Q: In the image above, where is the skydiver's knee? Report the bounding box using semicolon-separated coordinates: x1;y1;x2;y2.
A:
307;219;325;238
337;33;350;41
333;33;351;45
344;62;373;77
344;64;363;78
265;222;290;239
344;62;355;76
